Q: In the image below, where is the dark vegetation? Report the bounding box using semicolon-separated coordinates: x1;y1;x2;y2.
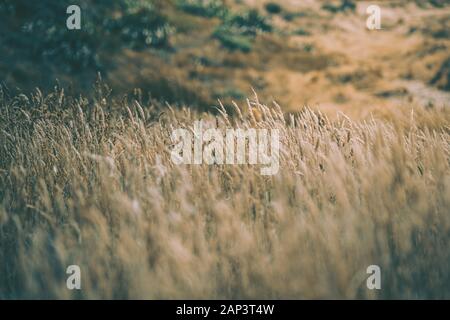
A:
430;57;450;91
265;3;283;15
322;0;356;13
0;0;172;92
176;0;227;18
0;0;172;69
0;0;275;106
213;8;272;52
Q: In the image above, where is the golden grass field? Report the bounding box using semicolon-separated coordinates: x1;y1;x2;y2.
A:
0;86;449;299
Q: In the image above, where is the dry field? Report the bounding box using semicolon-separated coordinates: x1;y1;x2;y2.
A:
0;86;449;299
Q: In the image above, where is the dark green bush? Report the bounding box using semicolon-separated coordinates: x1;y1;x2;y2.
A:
227;9;272;36
177;0;227;18
322;0;356;13
212;26;252;52
0;0;172;71
265;2;282;15
1;0;99;70
430;57;450;91
294;28;311;36
110;4;172;50
212;9;272;52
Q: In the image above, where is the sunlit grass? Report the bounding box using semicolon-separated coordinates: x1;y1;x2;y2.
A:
0;87;449;299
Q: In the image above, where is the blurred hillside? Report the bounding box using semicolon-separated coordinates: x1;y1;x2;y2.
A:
1;0;449;116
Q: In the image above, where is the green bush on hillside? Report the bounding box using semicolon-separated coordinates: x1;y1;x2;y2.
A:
0;0;172;71
213;9;272;52
265;2;282;14
110;2;172;50
226;9;272;36
322;0;356;13
177;0;227;18
212;26;253;52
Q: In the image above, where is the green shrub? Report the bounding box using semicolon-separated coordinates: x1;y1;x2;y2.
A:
213;26;253;52
322;0;356;13
0;0;172;71
212;9;272;52
265;2;282;14
110;4;172;49
293;28;311;36
177;0;227;18
0;0;100;70
226;9;272;36
341;0;356;11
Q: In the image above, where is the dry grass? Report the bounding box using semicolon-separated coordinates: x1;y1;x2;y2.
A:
0;86;449;299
